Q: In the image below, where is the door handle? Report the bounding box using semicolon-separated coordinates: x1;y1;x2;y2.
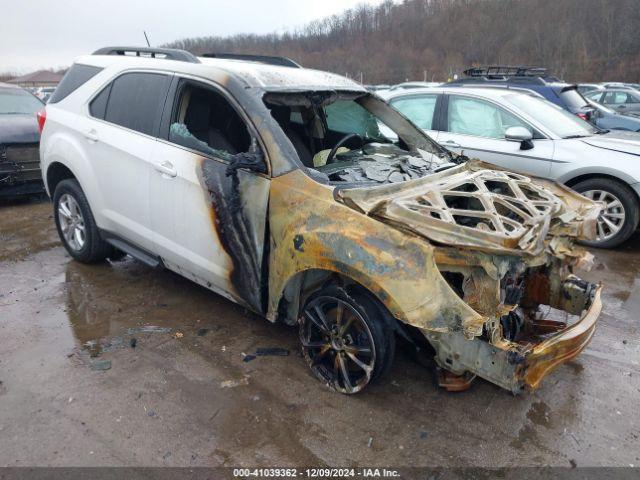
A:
154;161;177;178
441;139;461;148
84;129;99;142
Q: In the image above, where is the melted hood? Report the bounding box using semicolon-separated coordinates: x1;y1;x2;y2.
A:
336;161;601;256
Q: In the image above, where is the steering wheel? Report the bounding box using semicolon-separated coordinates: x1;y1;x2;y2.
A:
326;133;362;164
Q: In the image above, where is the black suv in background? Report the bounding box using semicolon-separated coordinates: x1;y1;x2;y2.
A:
448;66;594;120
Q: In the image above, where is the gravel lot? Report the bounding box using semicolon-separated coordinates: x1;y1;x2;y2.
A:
0;197;638;468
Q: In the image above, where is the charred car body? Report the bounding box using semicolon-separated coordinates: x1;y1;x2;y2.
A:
40;47;602;394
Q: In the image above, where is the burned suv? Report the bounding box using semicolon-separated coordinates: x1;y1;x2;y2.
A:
40;47;602;394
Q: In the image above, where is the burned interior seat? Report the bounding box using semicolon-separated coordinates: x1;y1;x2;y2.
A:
184;101;237;154
270;106;314;167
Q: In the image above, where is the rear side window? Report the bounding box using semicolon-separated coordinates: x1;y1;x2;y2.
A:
49;64;102;104
100;73;170;136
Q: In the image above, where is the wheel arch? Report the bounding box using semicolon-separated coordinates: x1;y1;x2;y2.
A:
272;266;405;329
46;162;77;197
564;171;640;205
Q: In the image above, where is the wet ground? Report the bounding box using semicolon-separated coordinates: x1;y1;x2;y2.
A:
0;196;638;468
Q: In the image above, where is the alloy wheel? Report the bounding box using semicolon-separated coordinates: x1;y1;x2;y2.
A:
58;193;86;251
300;295;376;394
582;189;626;242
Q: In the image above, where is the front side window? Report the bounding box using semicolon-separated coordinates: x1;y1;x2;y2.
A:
97;72;171;136
0;87;43;114
167;80;252;161
390;94;438;130
447;96;529;139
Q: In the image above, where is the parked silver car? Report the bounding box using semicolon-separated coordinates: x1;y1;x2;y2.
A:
585;88;640;115
382;87;640;247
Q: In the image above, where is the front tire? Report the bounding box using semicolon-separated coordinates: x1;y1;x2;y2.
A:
299;286;395;394
573;178;639;248
53;179;112;263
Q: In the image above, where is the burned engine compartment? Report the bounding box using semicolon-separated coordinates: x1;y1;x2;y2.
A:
315;143;453;184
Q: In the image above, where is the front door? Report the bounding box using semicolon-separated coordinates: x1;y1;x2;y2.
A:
438;94;555;178
150;77;270;313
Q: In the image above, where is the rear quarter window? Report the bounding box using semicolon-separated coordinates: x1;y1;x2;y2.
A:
48;64;102;104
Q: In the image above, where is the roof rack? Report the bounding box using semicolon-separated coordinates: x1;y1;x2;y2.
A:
202;53;301;68
92;46;200;64
463;66;550;78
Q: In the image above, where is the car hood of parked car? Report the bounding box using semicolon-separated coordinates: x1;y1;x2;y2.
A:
580;131;640;157
0;113;40;144
336;160;600;256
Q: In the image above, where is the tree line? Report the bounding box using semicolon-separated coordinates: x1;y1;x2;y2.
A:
165;0;640;84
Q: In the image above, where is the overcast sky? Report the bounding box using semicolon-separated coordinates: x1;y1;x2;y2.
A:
2;0;383;73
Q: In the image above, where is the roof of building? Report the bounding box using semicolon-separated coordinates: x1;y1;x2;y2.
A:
7;70;64;85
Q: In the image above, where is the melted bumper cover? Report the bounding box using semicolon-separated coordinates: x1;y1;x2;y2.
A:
522;285;601;389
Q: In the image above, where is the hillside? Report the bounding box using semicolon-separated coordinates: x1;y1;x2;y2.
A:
165;0;640;84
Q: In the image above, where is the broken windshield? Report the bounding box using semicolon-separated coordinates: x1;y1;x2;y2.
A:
264;91;456;185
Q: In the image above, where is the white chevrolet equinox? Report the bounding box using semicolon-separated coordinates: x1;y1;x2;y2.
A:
39;47;604;395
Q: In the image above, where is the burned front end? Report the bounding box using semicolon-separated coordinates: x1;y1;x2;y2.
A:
338;161;602;393
260;87;602;393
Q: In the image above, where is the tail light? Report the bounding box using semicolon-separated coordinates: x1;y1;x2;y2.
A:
36;108;46;134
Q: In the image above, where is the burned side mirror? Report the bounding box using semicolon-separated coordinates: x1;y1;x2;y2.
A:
225;139;267;177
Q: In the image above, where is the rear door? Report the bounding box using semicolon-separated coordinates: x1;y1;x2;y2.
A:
388;93;441;141
85;71;171;251
438;94;554;178
150;76;270;313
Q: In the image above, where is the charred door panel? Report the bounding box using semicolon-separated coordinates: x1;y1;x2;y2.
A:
149;143;270;313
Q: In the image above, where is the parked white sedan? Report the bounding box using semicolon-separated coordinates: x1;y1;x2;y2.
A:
382;87;640;247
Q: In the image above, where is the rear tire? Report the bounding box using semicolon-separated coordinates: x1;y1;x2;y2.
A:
53;179;112;263
299;286;395;394
572;177;639;248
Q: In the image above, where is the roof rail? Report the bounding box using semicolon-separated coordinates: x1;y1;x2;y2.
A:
202;53;302;68
92;46;200;64
463;66;549;78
